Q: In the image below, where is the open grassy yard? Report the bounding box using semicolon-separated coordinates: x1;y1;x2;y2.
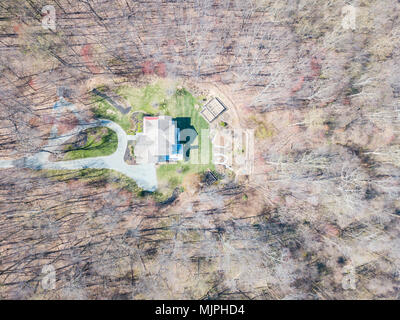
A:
113;81;211;155
169;88;209;138
155;162;215;201
91;96;132;132
116;82;164;115
157;162;214;188
92;79;211;146
64;127;118;160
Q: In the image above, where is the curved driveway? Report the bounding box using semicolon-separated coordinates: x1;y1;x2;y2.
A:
0;115;157;191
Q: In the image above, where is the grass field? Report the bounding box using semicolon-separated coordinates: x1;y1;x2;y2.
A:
116;83;164;115
157;162;214;187
169;88;209;134
64;127;118;160
155;162;216;201
91;96;131;132
92;80;208;132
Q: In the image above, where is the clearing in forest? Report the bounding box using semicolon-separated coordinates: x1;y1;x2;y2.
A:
91;80;215;199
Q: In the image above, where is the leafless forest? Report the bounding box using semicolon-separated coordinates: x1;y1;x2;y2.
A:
1;0;400;299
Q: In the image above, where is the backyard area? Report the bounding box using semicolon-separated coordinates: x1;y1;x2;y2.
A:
156;162;215;199
91;80;209;136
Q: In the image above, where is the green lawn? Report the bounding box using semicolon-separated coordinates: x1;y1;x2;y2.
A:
155;163;214;201
91;96;131;132
92;80;209;134
157;161;214;183
91;82;166;133
64;127;118;160
169;88;208;130
116;83;164;114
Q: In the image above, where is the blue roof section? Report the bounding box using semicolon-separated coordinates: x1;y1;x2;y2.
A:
172;144;183;155
159;155;169;162
175;127;180;143
172;126;183;155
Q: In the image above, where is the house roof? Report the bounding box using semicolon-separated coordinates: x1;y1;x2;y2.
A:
135;116;177;164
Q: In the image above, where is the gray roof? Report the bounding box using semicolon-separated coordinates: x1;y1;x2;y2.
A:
134;116;176;164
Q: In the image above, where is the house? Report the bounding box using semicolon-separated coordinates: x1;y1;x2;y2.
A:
134;116;183;164
200;97;227;123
